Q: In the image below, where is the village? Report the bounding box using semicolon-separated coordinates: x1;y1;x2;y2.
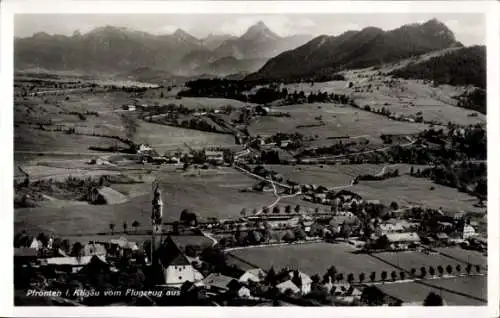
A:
14;136;487;306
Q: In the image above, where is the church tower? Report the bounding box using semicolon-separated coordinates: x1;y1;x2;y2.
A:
151;182;163;264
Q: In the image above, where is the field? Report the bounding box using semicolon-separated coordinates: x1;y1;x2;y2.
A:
135;121;237;153
268;164;430;188
376;275;487;305
139;96;250;110
14;166;325;235
14;126;129;153
373;250;470;272
350;175;484;213
434;247;487;268
227;242;399;277
280;71;485;127
248;103;429;140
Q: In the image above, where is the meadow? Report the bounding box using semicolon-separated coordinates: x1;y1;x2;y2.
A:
375;276;487;306
350;175;484;213
14;166;325;235
373;250;470;273
227;242;399;277
135;121;237;153
248;103;429;140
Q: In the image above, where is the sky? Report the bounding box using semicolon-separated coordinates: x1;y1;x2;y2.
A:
15;13;485;46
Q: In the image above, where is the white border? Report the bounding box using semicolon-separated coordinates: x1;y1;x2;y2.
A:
1;1;499;317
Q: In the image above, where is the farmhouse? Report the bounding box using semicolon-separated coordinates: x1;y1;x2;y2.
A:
122;105;136;111
88;186;128;205
41;255;99;273
385;232;420;250
201;273;251;298
463;225;477;239
276;280;301;295
82;243;107;256
205;150;224;164
28;238;43;250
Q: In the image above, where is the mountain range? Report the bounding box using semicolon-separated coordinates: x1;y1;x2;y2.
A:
14;21;313;78
245;19;464;81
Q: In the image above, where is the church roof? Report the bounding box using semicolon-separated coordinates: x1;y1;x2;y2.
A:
157;236;191;267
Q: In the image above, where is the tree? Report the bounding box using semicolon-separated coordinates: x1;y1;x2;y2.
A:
466;264;472;274
423;292;444;306
456;264;461;274
475;265;481;273
132;220;140;233
326;266;337;281
369;271;376;282
361;285;385;306
410;268;417;277
359;272;366;284
336;273;344;283
420;267;427;278
252;208;258;215
240;208;247;217
390;271;397;281
294;204;301;213
272;206;281;214
295;228;307;241
347;273;355;285
399;271;406;281
381;271;387;282
266;266;277;285
61;239;71;254
390;201;399;210
262;206;269;214
109;223;115;235
282;230;295;243
37;233;49;248
446;265;453;275
285;205;292;214
429;266;435;277
71;242;83;258
123;222;128;234
437;265;444;276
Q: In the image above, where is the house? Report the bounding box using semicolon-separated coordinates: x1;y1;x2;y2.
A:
201;273;252;298
88;186;128;205
463;225;477;239
29;238;43;250
435;233;449;242
205;150;224;164
137;144;153;153
275;270;312;295
276;280;301;295
83;243;107;256
279;140;292;148
239;268;266;284
385;232;420;250
377;222;404;235
122;105;136;111
41;255;100;273
109;237;139;257
156;236;204;288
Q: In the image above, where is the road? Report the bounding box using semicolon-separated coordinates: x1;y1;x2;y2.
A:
313;140;416;161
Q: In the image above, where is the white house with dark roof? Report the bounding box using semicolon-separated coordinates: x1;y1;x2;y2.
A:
156;236;204;288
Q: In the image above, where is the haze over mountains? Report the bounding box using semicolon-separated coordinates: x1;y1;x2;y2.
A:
15;18;482;85
14;21;313;78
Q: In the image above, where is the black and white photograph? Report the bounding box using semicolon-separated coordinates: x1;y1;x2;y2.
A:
1;0;499;315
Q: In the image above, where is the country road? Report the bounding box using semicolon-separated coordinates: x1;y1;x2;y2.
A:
314;140;417;160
